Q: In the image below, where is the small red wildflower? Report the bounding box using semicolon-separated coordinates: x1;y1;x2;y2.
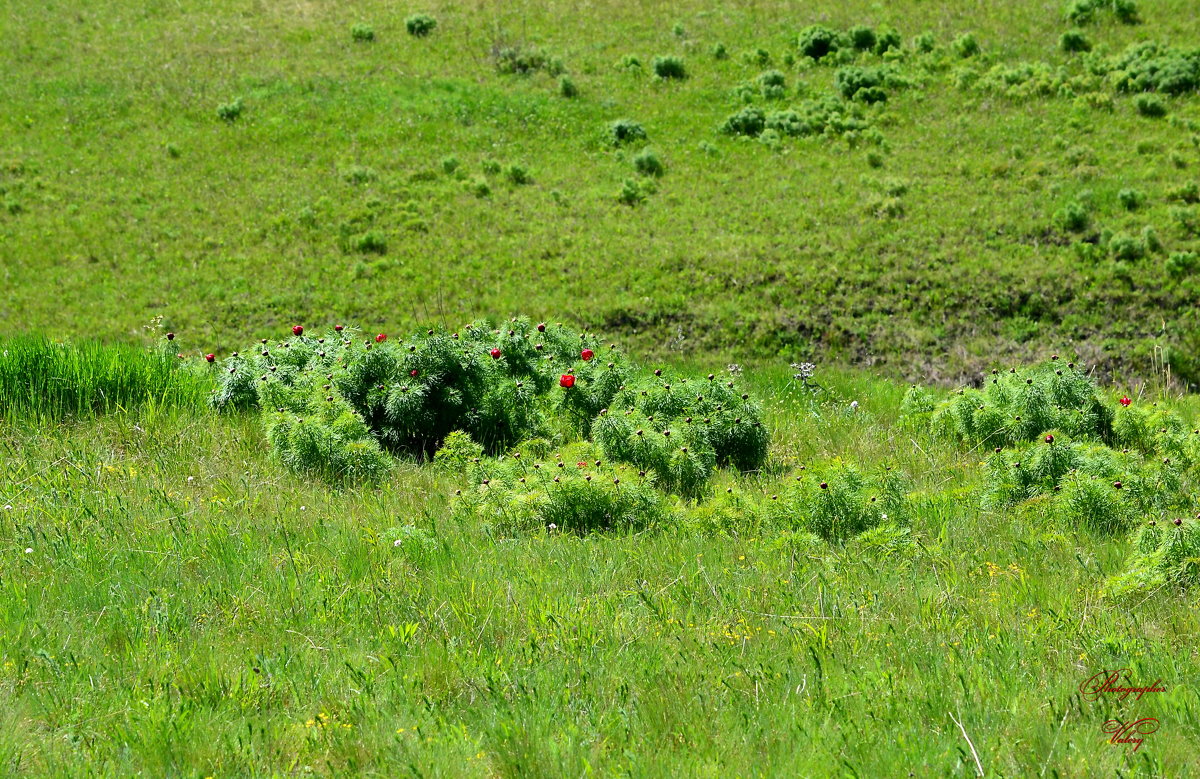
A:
1045;434;1054;444
166;332;175;341
1120;396;1132;407
490;348;501;359
581;348;594;362
537;322;547;332
335;324;344;332
375;333;387;343
205;353;215;363
292;325;304;336
559;374;576;388
410;369;419;377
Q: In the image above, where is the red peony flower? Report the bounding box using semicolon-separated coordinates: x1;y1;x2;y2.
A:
410;369;419;377
560;374;576;388
205;353;215;362
537;322;547;332
1045;434;1054;444
375;333;386;343
581;348;594;362
335;325;344;332
1120;396;1132;407
490;348;501;359
292;325;304;336
166;332;175;341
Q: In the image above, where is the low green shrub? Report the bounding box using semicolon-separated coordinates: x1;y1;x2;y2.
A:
764;463;909;542
847;26;876;52
797;25;840;61
494;45;548;75
720;106;766;137
216;99;244;122
1118;187;1144;210
593;370;769;498
351;24;375;43
405;14;437;37
932;359;1114;447
652;56;687;80
1054;199;1091;232
1135;94;1167;118
452;446;669;534
608;118;648;146
633;148;665;177
952;33;980;59
1109;42;1200;95
1060;30;1091;54
1106;518;1200;596
211;320;772;491
1166;250;1199;278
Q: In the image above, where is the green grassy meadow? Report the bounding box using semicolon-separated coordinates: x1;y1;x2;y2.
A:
4;0;1200;776
2;0;1200;380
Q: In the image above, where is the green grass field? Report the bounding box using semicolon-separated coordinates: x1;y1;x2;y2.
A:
3;0;1200;381
4;0;1200;776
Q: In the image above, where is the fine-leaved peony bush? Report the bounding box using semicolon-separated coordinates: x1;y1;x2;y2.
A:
1106;518;1200;596
450;442;668;535
209;319;771;494
763;463;910;541
932;359;1114;447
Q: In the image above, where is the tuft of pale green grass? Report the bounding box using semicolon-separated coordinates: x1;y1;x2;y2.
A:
0;335;212;420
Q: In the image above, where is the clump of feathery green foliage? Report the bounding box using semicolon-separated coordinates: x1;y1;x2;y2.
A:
931;358;1114;447
209;319;770;489
448;441;668;535
1106;517;1200;596
981;434;1186;533
761;462;909;541
0;334;210;419
592;369;769;498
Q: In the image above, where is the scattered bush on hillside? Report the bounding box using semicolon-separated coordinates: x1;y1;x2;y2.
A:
1168;182;1200;204
720;106;766;137
952;33;980;59
558;76;578;98
1108;42;1200;95
351;25;375;43
1166;250;1199;278
608;118;648;146
494;45;556;75
913;33;936;54
653;55;687;80
847;26;876;52
633;148;665;177
504;163;532;185
1118;188;1144;210
1067;0;1139;25
216;99;244;122
1054;199;1091;232
406;14;437;37
1060;30;1091;54
1135;94;1167;118
797;25;840;61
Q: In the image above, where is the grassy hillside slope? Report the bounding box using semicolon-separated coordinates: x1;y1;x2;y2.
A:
2;0;1200;382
